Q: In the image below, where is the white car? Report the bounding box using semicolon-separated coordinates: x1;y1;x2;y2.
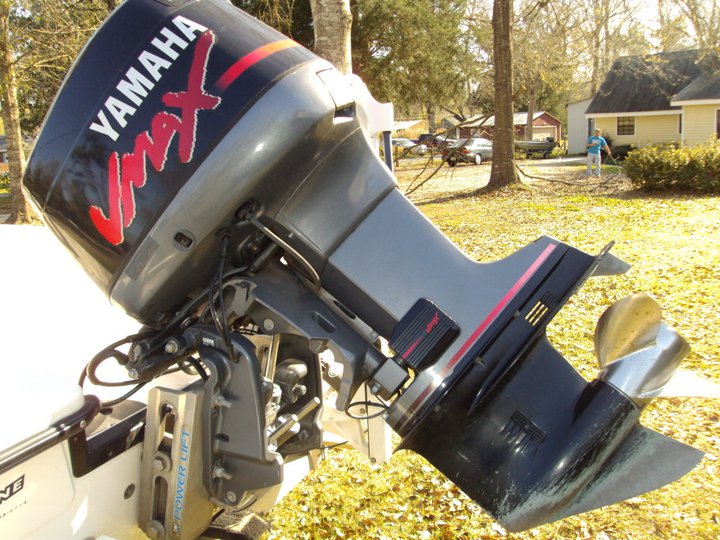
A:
391;138;428;156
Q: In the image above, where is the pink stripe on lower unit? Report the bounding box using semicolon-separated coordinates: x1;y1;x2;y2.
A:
402;242;559;422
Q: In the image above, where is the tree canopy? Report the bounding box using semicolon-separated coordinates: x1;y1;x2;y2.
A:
351;0;478;117
11;1;110;133
2;0;718;216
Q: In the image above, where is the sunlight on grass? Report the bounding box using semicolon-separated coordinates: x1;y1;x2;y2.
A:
263;164;720;540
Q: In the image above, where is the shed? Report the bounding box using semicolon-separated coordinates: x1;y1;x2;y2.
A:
459;111;562;141
392;119;423;137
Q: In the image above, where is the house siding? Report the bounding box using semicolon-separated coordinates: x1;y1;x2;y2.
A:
595;114;681;147
682;104;720;146
567;98;592;154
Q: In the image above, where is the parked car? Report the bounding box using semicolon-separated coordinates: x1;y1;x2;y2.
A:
416;133;456;150
443;137;493;165
392;138;427;156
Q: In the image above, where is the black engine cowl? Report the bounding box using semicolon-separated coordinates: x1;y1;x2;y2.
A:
24;0;393;324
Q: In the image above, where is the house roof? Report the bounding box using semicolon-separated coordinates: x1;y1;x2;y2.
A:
586;50;703;114
465;111;558;128
671;73;720;102
392;119;422;132
442;117;462;128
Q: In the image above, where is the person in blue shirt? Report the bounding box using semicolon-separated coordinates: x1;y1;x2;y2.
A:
586;128;611;177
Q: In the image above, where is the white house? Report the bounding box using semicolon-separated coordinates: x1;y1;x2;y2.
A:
585;50;719;148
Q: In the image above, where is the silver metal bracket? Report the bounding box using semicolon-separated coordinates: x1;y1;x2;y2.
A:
139;385;214;540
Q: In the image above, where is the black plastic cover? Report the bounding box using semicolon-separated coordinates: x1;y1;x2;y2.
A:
23;0;315;295
389;299;459;370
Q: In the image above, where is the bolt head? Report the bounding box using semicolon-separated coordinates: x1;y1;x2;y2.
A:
262;318;275;332
152;452;171;472
146;520;165;539
164;339;179;354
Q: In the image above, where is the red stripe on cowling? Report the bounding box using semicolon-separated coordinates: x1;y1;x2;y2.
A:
214;39;301;92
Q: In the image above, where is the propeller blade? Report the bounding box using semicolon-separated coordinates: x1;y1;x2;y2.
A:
595;293;662;368
646;369;720;400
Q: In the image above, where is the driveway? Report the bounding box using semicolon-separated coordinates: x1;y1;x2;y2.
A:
399;155;587;202
525;156;584;167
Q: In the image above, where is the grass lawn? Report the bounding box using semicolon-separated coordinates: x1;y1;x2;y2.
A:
263;159;720;539
0;193;11;214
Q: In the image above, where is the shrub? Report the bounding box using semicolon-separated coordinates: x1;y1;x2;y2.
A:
598;132;613;161
600;132;613;148
611;144;636;162
550;144;565;157
0;172;9;192
623;140;720;193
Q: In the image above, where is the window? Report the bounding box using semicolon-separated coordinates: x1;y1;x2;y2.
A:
679;114;682;134
617;116;635;136
716;110;720;137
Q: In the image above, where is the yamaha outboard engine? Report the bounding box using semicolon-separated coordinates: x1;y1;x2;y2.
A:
22;0;702;537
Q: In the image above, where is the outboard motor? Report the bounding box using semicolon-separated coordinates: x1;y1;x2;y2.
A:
20;0;702;537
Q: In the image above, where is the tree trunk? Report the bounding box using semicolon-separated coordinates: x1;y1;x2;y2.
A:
525;83;536;141
0;2;29;223
590;27;602;94
426;103;436;133
601;0;610;75
309;0;352;74
487;0;518;191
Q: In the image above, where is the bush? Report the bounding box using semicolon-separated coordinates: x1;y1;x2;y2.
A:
623;140;720;193
598;132;613;161
0;172;9;192
611;144;636;162
600;131;613;148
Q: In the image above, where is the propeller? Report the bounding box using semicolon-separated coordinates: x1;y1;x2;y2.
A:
595;293;719;404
